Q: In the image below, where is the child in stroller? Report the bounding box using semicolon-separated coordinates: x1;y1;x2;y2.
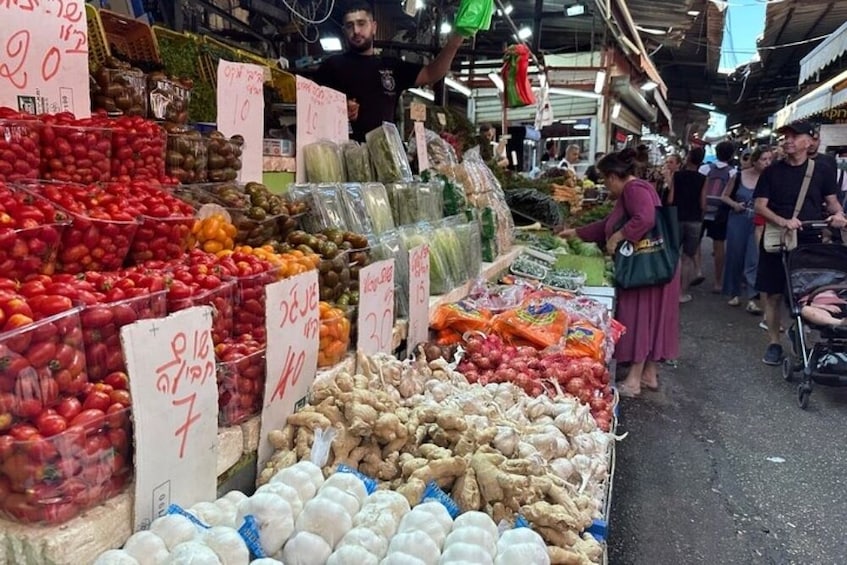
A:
799;287;847;327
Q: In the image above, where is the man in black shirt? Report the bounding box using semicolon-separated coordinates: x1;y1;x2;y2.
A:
669;147;706;303
314;1;464;141
753;120;846;366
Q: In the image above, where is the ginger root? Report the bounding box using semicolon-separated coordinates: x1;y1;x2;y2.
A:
522;500;584;531
547;546;594;565
453;467;481;512
397;478;426;507
409;456;467;485
287;410;331;430
267;427;294;451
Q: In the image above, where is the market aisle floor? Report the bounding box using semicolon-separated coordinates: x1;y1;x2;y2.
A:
607;266;847;565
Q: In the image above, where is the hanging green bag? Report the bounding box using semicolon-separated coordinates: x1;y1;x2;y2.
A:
455;0;495;36
613;206;681;289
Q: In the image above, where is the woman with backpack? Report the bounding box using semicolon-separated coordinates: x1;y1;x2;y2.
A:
721;146;772;311
699;141;737;293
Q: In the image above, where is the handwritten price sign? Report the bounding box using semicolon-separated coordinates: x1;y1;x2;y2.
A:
295;76;348;182
257;270;319;470
121;307;218;531
0;0;90;116
216;60;264;183
358;260;396;356
407;245;430;348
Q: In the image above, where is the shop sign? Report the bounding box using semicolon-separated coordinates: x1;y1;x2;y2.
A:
257;271;320;470
0;0;90;116
295;76;348;181
414;121;429;173
121;307;218;531
358;259;395;355
216;60;265;183
407;244;430;350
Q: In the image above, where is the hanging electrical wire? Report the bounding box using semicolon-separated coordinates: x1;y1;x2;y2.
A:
279;0;336;25
680;31;832;52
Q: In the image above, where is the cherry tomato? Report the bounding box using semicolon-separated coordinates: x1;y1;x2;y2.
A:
82;390;111;412
36;412;67;437
69;409;106;434
55;396;82;421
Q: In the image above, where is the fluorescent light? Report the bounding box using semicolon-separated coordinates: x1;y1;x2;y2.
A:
560;119;577;124
440;22;452;35
759;128;772;137
594;70;606;94
611;102;621;119
636;25;667;36
320;36;343;52
488;72;504;92
409;88;435;101
574;123;590;130
445;77;471;97
548;87;602;99
565;3;585;16
640;80;658;91
687;10;700;16
517;26;532;40
496;4;513;15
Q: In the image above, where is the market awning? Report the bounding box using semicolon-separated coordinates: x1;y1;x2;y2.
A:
799;20;847;86
774;68;847;128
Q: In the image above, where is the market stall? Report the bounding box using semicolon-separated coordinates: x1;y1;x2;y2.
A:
0;2;625;564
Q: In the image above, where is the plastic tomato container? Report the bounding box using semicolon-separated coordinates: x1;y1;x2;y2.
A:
0;120;41;183
82;291;167;382
0;307;88;427
0;404;132;525
217;346;266;426
318;305;351;368
231;268;277;343
111;126;165;182
167;280;235;345
129;214;194;263
40;124;113;184
57;210;140;273
228;208;289;247
0;222;70;280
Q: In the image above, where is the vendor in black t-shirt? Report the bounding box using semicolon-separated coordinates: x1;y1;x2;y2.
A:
315;1;464;141
753;119;847;367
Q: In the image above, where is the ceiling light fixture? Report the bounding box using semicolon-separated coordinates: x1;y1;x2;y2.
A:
445;77;472;97
549;87;602;99
440;22;452;34
408;88;435;101
687;10;700;16
565;3;585;16
636;25;667;36
611;102;622;119
594;70;607;94
496;4;513;16
320;36;343;52
517;26;532;40
640;80;658;91
488;72;505;92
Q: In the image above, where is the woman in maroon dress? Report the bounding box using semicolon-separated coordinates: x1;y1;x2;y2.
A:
561;150;680;396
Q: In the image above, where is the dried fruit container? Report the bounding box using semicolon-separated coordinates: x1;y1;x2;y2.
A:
0;120;41;183
0;404;132;525
216;344;266;426
167;280;235;345
81;291;167;381
40;124;112;184
0;307;88;427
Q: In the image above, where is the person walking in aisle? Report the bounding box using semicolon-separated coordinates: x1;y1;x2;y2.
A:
721;146;772;312
560;149;679;396
659;154;682;206
668;147;706;303
314;0;463;141
754;121;846;365
699;141;737;293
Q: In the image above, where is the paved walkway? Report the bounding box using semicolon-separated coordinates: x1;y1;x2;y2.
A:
607;277;847;565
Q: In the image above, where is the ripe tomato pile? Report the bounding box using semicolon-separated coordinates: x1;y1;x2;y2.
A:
109;116;166;183
0;110;41;183
215;335;265;426
39;114;114;184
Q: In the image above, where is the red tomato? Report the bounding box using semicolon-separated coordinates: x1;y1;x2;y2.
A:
108;389;131;407
36;412;67;437
69;409;106;434
103;371;128;390
55;396;82;421
105;403;128;429
26;342;57;369
82;390;111;412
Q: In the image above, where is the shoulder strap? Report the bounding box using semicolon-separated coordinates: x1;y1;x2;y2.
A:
792;159;816;219
729;172;742;200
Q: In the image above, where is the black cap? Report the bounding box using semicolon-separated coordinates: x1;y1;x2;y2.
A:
777;120;816;137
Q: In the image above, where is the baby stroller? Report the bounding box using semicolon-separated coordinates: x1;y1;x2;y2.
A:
782;240;847;409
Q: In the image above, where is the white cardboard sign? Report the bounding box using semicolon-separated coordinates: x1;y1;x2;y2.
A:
414;121;429;174
121;307;218;531
257;271;320;470
216;60;265;183
0;0;90;116
295;76;348;182
407;245;430;349
357;259;395;355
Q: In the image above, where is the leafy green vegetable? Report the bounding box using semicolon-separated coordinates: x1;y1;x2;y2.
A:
343;142;372;182
303;141;345;183
366;123;412;183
